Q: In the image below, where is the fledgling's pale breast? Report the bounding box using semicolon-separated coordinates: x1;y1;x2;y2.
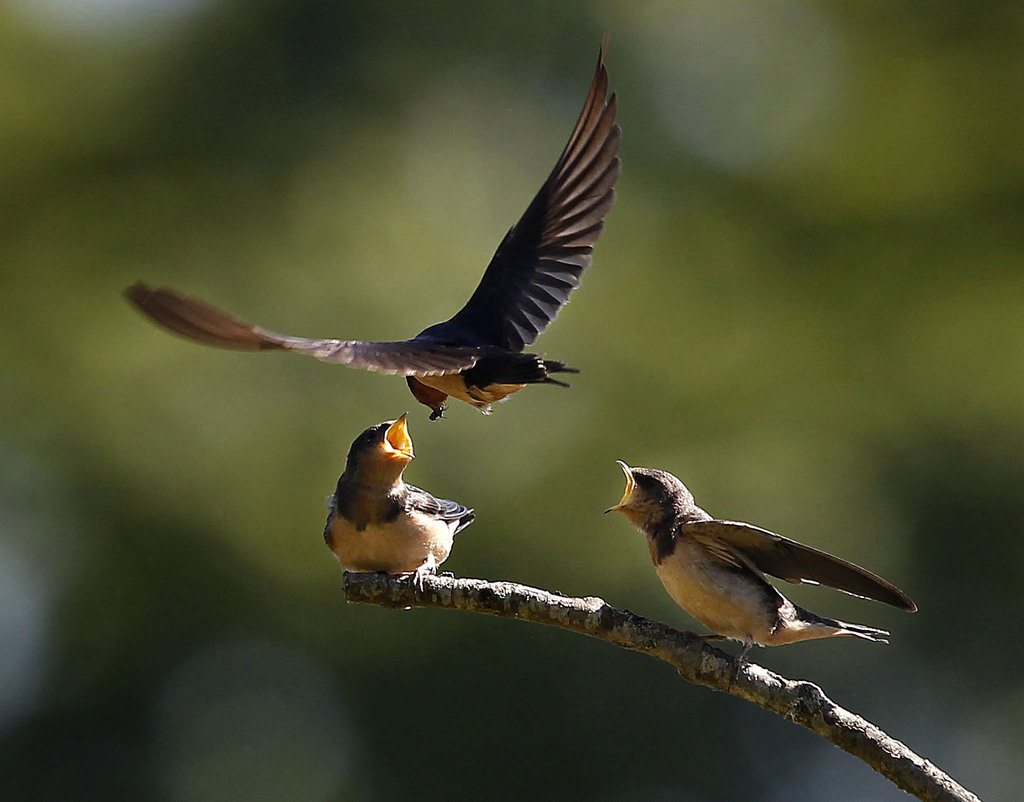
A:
651;538;778;644
328;507;456;575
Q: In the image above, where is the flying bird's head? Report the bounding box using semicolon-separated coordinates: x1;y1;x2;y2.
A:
344;413;415;487
605;461;700;533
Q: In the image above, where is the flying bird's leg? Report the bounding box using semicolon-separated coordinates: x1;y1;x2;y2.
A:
406;377;448;420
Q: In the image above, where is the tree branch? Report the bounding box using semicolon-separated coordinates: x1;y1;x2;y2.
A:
343;572;980;802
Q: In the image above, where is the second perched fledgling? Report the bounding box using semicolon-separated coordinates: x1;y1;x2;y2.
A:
607;461;916;663
325;413;474;587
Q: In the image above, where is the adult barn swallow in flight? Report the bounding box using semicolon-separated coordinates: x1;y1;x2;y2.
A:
325;413;474;586
125;46;620;419
607;462;916;663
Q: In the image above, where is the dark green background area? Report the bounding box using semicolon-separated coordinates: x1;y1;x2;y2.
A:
2;2;1022;799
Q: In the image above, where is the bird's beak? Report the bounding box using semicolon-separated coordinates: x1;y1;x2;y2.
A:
383;413;414;461
605;460;635;514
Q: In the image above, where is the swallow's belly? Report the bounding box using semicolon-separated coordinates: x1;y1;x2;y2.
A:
653;542;777;643
418;374;525;411
328;512;454;574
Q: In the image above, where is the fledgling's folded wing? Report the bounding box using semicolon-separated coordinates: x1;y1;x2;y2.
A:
682;520;917;611
405;486;475;534
125;282;481;376
423;45;621;351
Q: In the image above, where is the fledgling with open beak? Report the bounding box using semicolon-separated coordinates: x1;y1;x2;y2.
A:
324;413;474;587
607;462;916;664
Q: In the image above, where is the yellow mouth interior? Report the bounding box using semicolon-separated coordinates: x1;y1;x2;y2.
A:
608;460;634;511
384;413;414;460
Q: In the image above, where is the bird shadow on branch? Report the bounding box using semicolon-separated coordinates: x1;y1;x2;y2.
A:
342;571;979;802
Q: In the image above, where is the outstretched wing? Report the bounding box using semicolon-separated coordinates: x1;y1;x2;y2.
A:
682;520;917;611
421;45;621;351
125;282;481;376
405;486;475;535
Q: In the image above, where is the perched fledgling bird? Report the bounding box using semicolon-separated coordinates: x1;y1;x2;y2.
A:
324;413;474;586
607;462;916;663
125;45;621;420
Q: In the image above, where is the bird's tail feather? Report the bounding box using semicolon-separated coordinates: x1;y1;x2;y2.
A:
466;353;578;386
835;620;890;644
541;359;579;387
811;610;884;643
794;604;890;643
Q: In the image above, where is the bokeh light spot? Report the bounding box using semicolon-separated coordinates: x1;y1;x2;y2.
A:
633;0;849;173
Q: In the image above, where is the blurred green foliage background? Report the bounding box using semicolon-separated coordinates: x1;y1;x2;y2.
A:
2;1;1023;799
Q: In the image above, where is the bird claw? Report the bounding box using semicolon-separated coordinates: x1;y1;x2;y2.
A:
410;557;438;591
728;658;744;690
727;640;754;690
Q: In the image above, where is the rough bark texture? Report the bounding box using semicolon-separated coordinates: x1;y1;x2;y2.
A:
342;572;981;802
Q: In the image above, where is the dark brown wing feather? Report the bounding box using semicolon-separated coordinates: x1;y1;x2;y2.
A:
682;520;917;611
404;485;475;535
419;45;621;351
125;282;481;376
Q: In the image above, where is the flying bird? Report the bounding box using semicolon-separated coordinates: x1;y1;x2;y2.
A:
325;413;474;586
607;462;916;664
126;46;621;419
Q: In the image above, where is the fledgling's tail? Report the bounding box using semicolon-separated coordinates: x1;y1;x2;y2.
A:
800;606;890;644
780;604;891;645
833;620;890;644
